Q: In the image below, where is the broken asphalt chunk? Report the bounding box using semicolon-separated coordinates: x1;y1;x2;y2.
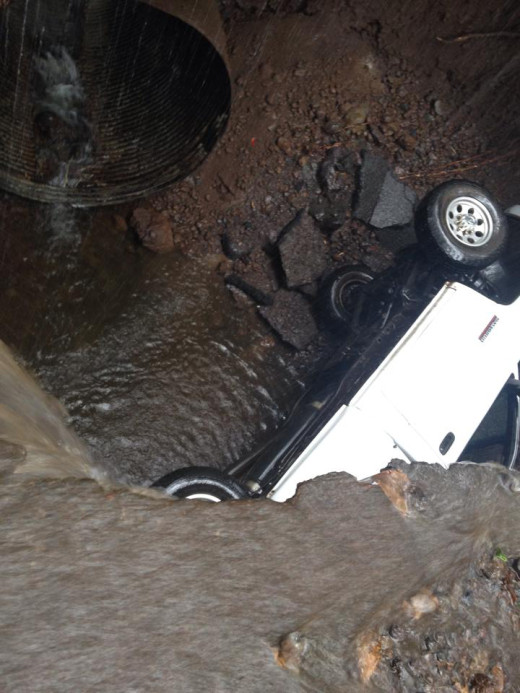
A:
354;151;417;229
278;210;328;288
259;290;318;349
225;248;278;305
309;192;350;232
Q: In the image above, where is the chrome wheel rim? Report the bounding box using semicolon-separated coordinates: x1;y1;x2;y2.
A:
445;196;493;247
182;492;221;502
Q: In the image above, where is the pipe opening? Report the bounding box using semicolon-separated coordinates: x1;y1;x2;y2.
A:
0;0;231;206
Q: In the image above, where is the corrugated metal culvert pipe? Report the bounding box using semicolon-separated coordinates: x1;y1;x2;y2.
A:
0;0;231;205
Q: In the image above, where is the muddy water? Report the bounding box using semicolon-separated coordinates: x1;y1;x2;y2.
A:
0;199;300;485
0;212;520;690
2;460;520;692
0;201;142;355
32;249;300;486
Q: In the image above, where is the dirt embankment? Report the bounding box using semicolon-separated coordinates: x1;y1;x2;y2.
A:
1;0;519;363
138;0;519;358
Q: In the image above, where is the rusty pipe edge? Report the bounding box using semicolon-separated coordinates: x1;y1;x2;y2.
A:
140;0;229;67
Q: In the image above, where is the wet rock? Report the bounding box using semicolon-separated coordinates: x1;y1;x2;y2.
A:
259;290;318;349
321;118;342;136
309;192;350;232
278;211;328;288
276;631;308;674
357;630;382;684
372;468;411;515
317;147;355;194
433;98;448;116
404;589;439;620
222;222;261;259
276;136;292;156
130;207;174;254
343;103;369;127
354;151;417;229
388;624;407;641
225;248;278;305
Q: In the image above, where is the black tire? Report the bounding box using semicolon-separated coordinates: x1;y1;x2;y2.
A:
416;180;508;268
151;466;249;501
318;264;376;325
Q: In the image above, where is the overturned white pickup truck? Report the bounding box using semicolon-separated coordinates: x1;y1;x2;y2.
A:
270;281;520;500
153;181;520;501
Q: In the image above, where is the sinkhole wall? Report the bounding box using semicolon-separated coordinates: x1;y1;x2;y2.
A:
0;0;231;206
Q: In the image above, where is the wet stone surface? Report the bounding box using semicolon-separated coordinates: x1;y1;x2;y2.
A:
130;207;174;254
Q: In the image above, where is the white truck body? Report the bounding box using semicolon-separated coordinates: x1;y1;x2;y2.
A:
271;282;520;501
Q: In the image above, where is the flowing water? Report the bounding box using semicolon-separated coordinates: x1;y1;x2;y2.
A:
2;435;520;692
33;251;301;485
0;336;100;481
0;201;301;486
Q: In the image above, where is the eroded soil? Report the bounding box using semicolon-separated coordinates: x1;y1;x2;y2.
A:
0;1;520;691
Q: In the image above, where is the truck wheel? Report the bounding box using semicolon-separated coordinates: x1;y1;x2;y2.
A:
416;180;508;268
151;466;249;501
318;265;375;325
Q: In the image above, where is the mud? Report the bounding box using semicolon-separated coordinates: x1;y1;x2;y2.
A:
1;461;520;692
1;1;520;690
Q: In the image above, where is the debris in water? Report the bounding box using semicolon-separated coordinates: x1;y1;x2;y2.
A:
372;467;411;515
276;631;309;673
403;589;440;620
356;630;382;684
